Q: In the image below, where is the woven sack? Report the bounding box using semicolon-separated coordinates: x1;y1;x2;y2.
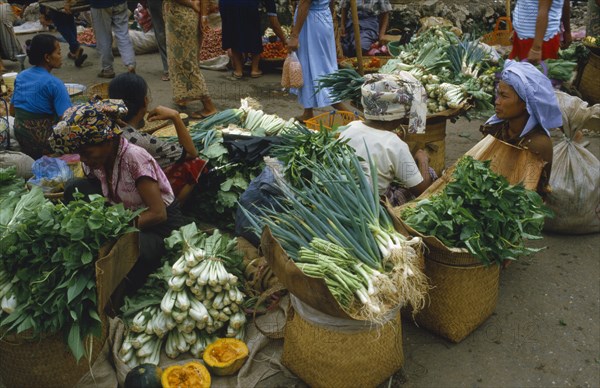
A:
282;307;403;388
0;233;138;388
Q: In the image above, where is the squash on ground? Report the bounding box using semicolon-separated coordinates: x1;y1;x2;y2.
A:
124;364;162;388
203;338;249;376
161;361;211;388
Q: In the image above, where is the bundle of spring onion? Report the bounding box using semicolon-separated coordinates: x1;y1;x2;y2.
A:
240;143;428;321
242;108;297;136
119;224;247;368
315;68;365;106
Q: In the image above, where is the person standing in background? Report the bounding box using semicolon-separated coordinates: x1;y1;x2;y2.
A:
90;0;136;78
164;0;218;119
588;0;600;36
339;0;392;57
146;0;169;81
39;0;87;67
510;0;572;63
287;0;351;122
220;0;287;79
0;0;23;63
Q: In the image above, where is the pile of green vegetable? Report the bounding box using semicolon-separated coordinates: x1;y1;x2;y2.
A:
0;190;139;360
118;224;247;368
401;157;553;266
169;104;298;228
319;27;499;117
242;137;428;320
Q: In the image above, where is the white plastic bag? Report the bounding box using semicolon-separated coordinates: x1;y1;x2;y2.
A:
544;92;600;234
281;52;303;89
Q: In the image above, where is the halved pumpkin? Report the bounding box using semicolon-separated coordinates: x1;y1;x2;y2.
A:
203;338;249;376
161;361;211;388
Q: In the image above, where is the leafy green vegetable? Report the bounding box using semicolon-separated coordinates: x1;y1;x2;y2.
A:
401;157;553;266
0;192;140;361
270;125;355;188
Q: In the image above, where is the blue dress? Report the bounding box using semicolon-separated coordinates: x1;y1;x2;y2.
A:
290;0;337;109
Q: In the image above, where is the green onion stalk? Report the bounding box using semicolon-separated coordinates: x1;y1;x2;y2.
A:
240;145;428;321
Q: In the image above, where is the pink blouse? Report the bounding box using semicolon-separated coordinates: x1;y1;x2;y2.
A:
83;137;175;210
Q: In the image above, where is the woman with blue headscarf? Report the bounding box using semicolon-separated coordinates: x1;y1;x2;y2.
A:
481;60;562;194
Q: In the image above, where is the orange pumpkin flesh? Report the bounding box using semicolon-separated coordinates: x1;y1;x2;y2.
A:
203;338;249;376
161;361;211;388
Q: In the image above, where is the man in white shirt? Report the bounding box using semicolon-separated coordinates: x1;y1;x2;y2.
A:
340;73;434;205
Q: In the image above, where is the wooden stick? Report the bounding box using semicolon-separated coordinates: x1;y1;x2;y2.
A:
505;0;511;19
350;0;364;75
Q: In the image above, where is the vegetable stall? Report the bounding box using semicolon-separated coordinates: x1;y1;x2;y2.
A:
0;16;586;386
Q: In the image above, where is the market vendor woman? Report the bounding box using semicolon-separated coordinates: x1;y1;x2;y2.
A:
339;0;392;57
481;60;561;194
49;99;186;289
340;73;435;206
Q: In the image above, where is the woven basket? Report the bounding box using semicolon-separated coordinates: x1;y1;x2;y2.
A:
481;17;513;47
415;251;500;343
578;51;600;105
282;308;403;388
304;110;363;132
86;82;110;99
0;233;138;387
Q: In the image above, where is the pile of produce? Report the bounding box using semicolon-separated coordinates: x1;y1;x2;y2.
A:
401;157;553;266
319;26;499;116
172;102;298;226
118;225;247;368
199;27;227;61
261;42;288;60
242;135;428;321
77;28;96;46
0;189;139;360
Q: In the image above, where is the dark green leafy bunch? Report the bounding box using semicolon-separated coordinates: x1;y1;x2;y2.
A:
315;68;364;106
401;157;553;266
270;125;355;188
0;190;139;361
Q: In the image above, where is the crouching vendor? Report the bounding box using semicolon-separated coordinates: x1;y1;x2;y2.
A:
481;60;561;195
339;73;435;206
49;99;186;289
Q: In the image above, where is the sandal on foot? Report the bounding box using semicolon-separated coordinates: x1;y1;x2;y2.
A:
161;72;170;81
250;71;263;78
231;71;243;79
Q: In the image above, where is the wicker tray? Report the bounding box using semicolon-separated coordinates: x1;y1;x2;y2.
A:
154;120;198;137
139;113;190;134
338;56;392;73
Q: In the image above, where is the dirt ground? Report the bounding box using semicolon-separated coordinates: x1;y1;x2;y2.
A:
3;33;600;388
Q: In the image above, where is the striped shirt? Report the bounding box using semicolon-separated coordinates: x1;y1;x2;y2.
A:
513;0;565;41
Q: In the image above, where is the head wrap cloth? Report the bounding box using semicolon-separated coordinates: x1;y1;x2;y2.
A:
49;98;127;154
486;60;562;136
361;72;428;133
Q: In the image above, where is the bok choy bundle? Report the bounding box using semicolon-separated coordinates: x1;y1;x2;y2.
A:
241;141;428;321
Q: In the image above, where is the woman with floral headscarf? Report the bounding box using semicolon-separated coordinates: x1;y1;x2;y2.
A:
339;73;435;206
49;99;186;289
481;60;562;194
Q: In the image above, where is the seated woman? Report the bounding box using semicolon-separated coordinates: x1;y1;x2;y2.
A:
339;73;435;206
10;34;71;159
339;0;391;57
49;99;186;289
108;73;207;204
0;1;23;63
481;60;561;194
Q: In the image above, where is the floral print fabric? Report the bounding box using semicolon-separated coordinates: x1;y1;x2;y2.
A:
164;0;210;103
49;99;127;154
360;72;428;133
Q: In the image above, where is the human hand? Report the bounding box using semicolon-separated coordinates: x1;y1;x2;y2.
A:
64;3;72;14
340;27;346;37
148;105;179;121
287;36;299;51
527;47;542;64
189;0;201;14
